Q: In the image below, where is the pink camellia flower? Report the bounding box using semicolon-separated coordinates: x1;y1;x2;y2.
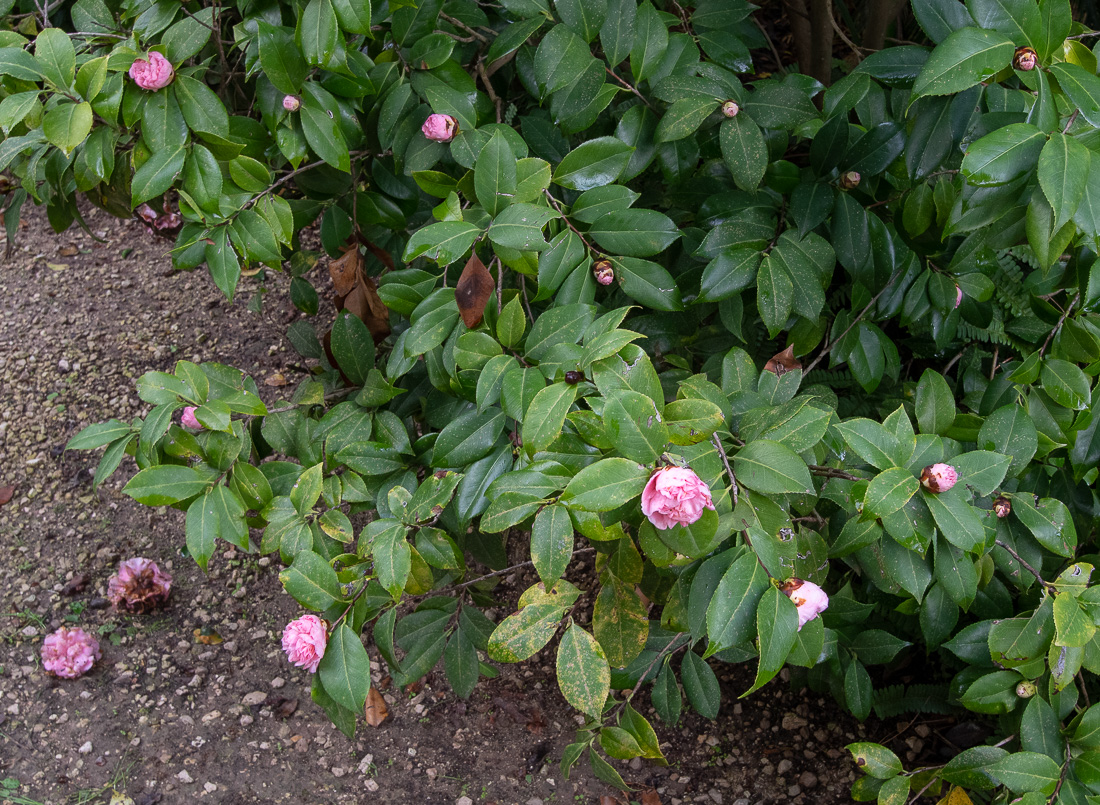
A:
42;627;101;679
283;95;300;112
181;406;202;431
921;463;958;493
422;113;458;143
129;52;174;91
780;579;829;630
282;614;328;673
107;558;173;613
641;466;715;530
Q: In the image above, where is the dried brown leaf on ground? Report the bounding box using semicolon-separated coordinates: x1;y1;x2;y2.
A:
264;373;288;387
365;687;389;727
640;790;662;805
455;254;494;328
0;485;14;505
764;345;801;375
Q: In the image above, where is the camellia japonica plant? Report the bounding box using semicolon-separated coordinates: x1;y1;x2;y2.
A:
6;0;1099;797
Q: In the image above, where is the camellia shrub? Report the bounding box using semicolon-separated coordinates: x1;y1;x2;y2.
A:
8;0;1100;796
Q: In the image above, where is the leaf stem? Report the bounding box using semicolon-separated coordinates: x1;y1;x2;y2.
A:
711;433;739;507
328;577;373;635
804;268;903;376
1038;293;1078;358
994;539;1056;592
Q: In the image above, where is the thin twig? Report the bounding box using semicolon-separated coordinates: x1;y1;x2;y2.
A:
804;269;903;375
328;579;373;635
753;16;787;74
543;188;595;251
1063;109;1081;134
613;633;691;717
491;254;503;314
264;386;356;415
605;67;653;109
808;465;861;481
827;1;865;60
1068;30;1100;39
427;548;597;597
1048;739;1071;805
476;59;503;124
711;433;739;507
994;539;1055;592
942;346;968;376
1038;294;1078;358
441;12;489;43
519;275;535;323
244;151;371;212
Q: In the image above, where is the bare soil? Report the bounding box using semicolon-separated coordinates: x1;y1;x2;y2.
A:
0;204;938;805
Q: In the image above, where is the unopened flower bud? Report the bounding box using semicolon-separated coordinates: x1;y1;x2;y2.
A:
1016;681;1037;698
282;95;300;112
422;113;458;143
779;578;829;631
592;259;614;286
721;100;740;118
1014;47;1038;71
955;285;963;309
840;171;861;190
920;463;958;493
993;496;1012;518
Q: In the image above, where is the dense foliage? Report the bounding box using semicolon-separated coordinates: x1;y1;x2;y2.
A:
9;0;1100;797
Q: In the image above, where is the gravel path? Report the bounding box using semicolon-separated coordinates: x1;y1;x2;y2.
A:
0;204;872;805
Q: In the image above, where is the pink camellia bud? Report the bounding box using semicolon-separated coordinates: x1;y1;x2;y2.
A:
779;579;829;631
920;463;958;493
282;614;328;673
993;495;1012;518
283;95;300;112
1016;680;1037;698
1014;46;1038;71
129;51;174;91
592;259;614;286
721;100;740;118
421;113;459;143
181;406;202;431
839;171;861;190
42;627;101;679
107;557;173;613
955;285;963;309
641;466;715;530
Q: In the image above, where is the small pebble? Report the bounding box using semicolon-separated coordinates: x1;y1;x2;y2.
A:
177;771;194;784
271;677;286;689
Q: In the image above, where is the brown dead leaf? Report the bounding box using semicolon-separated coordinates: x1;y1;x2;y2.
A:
59;245;79;256
364;687;389;727
640;790;663;805
455;254;494;329
525;703;547;736
274;698;298;719
338;276;390;342
61;574;90;596
600;796;624;805
264;373;288;387
0;485;14;505
328;247;361;297
764;345;801;376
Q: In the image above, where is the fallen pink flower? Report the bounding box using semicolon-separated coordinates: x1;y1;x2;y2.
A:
641;466;715;530
42;627;101;679
108;557;173;612
282;614;328;673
